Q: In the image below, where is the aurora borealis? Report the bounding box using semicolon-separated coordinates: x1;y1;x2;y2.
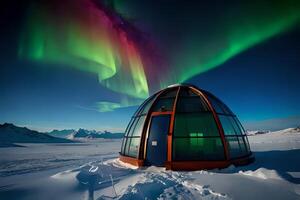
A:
17;0;300;111
1;0;300;131
18;0;152;109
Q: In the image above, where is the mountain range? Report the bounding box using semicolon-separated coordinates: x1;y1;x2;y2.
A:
0;123;124;146
0;123;72;146
47;129;76;138
48;128;124;139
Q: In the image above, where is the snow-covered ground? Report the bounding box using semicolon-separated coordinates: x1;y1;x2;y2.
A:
0;129;300;200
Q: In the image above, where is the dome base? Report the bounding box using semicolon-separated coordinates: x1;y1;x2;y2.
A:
119;155;144;167
166;155;255;171
119;153;255;171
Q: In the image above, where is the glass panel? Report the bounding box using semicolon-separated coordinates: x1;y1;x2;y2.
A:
138;95;157;115
229;117;243;135
244;136;251;152
173;137;225;160
128;138;141;158
127;117;139;137
206;95;224;114
219;115;236;135
150;88;177;112
214;99;233;115
121;137;127;154
238;137;248;155
131;116;146;137
176;96;208;113
235;117;246;135
124;117;135;137
179;88;198;97
204;92;233;115
174;113;219;137
133;101;146;117
226;136;241;158
220;103;233;115
151;98;175;112
159;88;178;98
124;137;131;156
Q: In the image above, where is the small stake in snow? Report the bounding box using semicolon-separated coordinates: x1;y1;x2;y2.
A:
110;174;118;198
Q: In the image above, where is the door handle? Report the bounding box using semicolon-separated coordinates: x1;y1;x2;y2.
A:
151;140;157;146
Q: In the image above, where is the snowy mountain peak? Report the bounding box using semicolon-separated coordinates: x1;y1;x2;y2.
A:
69;129;124;139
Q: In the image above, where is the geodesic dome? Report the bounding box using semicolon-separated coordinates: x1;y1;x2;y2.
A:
120;84;254;170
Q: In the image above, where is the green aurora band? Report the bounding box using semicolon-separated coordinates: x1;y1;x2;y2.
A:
19;0;150;107
172;2;300;83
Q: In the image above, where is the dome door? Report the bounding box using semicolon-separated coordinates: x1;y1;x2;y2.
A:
145;114;170;166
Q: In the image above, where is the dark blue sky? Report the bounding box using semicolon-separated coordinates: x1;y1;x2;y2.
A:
0;1;299;131
188;28;300;130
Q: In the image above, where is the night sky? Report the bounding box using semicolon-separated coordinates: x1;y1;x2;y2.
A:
0;0;299;131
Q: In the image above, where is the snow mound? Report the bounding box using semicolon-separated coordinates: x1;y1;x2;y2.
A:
104;158;139;170
272;127;300;135
247;127;300;136
158;182;229;200
238;168;282;180
54;159;232;200
116;168;229;200
51;169;79;181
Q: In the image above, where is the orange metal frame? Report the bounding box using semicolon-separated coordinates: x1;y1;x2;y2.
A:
142;111;173;165
119;85;253;170
119;155;144;167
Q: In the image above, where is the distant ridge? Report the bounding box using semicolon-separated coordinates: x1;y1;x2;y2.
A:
66;128;124;139
0;123;73;145
47;129;76;138
47;128;124;139
246;126;300;136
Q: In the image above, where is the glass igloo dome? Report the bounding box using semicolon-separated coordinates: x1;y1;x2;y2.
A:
120;84;254;170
